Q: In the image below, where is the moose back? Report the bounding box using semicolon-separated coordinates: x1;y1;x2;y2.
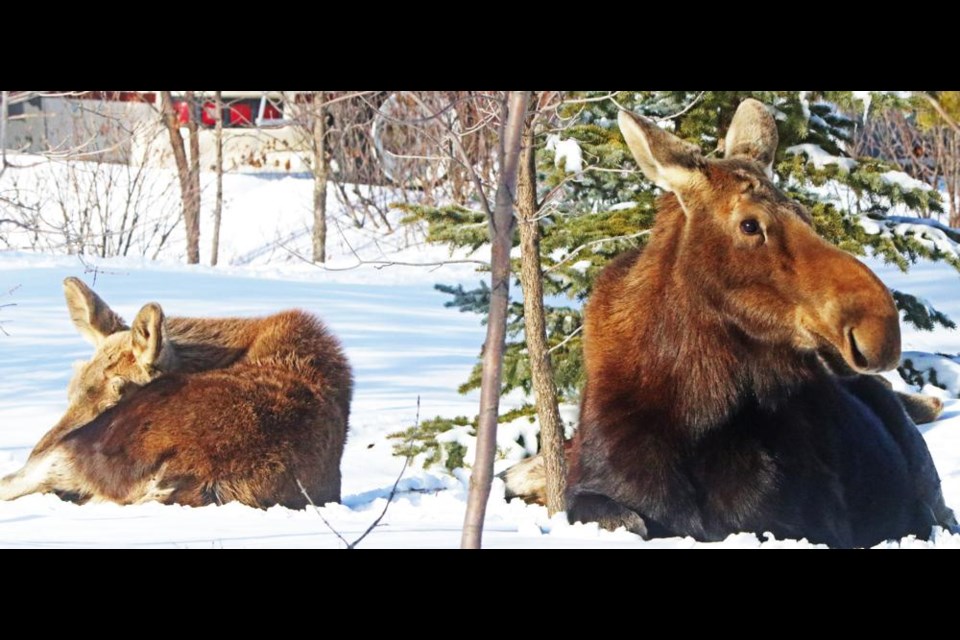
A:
0;278;352;508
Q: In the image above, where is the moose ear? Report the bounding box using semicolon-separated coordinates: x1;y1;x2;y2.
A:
63;277;128;346
618;109;705;194
131;303;166;372
722;98;779;177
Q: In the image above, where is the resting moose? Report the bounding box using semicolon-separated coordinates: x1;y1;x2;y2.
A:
504;99;956;547
0;278;352;508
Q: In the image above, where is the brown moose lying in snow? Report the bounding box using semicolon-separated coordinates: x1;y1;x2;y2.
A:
0;277;352;508
502;99;957;548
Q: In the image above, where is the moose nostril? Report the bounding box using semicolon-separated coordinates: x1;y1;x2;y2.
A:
847;328;870;371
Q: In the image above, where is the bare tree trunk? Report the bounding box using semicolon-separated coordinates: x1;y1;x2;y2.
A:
211;91;224;266
185;91;201;265
461;91;530;549
159;91;201;264
1;90;8;180
950;154;957;226
951;130;960;228
312;92;328;264
516;111;567;516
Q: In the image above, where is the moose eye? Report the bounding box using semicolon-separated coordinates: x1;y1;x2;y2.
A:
740;219;761;235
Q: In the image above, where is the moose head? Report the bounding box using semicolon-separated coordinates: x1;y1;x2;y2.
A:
618;100;900;374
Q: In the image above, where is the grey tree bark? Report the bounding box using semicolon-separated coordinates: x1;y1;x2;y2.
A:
516;107;567;515
461;91;530;549
159;91;201;264
210;91;223;267
1;91;8;180
312;92;328;264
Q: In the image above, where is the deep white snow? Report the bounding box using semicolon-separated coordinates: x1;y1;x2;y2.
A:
1;167;959;548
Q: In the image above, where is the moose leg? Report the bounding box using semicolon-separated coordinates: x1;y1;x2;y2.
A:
894;390;944;425
0;450;68;501
870;374;944;424
566;489;649;537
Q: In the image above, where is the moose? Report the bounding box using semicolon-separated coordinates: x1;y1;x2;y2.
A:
503;99;957;547
0;277;352;508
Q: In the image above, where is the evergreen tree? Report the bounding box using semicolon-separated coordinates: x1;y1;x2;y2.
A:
390;91;960;468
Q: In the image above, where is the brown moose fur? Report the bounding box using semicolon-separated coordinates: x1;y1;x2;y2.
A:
0;278;352;508
878;378;944;426
503;100;956;547
502;378;946;508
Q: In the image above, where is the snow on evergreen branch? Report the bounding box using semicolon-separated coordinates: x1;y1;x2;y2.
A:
860;215;960;260
786;143;857;171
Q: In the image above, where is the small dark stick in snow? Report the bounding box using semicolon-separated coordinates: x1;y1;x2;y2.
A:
299;396;419;549
76;255;126;287
297;478;353;549
0;284;20;336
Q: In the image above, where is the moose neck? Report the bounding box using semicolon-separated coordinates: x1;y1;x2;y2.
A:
163;316;258;373
607;195;818;434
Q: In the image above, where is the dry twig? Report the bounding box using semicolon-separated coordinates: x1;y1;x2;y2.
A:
299;396;420;549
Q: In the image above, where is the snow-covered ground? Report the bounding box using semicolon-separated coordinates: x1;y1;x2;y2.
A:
1;169;959;548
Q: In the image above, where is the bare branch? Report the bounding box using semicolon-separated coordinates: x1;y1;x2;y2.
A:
0;219;35;230
548;325;583;354
539;91;624;113
584;167;637;175
349;396;419;548
608;94;631;112
77;255;128;287
210;90;224;267
361;91;502;127
1;90;8;180
307;91;380;110
536;165;594;210
921;92;960;135
855;97;960;226
537;164;656;211
560;91;624;106
461;91;530;550
0;284;19;337
296;479;354;549
545;230;652;274
404;92;496;219
371;259;488;270
317;256;487;272
276;233;488;272
659;91;706;121
299;396;420;549
566;91;705;122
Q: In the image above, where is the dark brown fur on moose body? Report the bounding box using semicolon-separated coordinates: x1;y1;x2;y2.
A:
0;278;352;508
505;99;956;547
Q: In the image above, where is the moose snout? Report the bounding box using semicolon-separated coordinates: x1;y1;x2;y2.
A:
844;312;901;373
799;237;903;375
833;255;902;374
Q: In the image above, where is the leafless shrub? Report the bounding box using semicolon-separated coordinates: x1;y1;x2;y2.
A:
1;92;182;257
853;106;960;227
